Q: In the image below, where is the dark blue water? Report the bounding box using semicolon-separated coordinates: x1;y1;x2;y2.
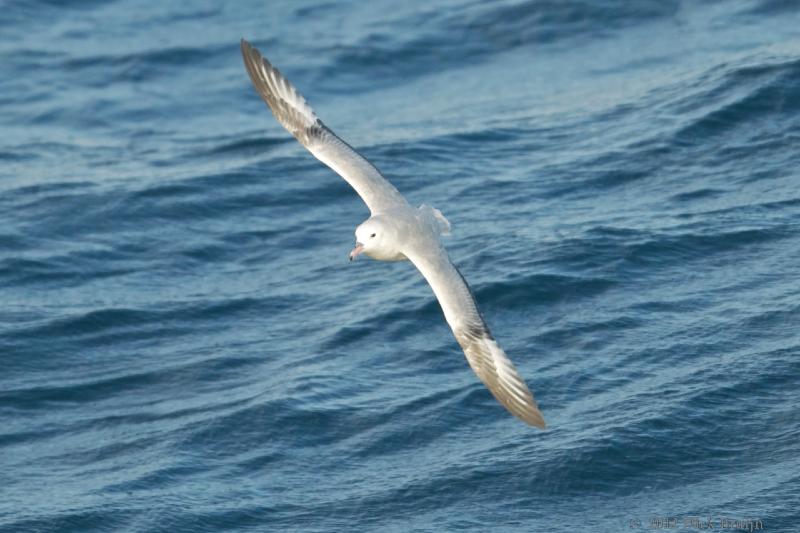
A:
2;1;799;531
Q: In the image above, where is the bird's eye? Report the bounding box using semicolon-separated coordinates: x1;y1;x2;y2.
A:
370;233;376;238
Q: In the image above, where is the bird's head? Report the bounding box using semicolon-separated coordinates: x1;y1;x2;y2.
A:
350;217;396;261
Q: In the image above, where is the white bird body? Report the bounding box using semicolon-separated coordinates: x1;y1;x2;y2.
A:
241;39;546;428
354;205;446;262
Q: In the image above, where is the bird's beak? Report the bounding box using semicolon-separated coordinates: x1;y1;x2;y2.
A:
349;243;365;262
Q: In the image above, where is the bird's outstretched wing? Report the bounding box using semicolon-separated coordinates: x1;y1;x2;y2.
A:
240;39;408;214
404;242;546;428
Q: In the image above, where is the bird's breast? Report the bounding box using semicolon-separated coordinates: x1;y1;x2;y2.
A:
366;249;407;262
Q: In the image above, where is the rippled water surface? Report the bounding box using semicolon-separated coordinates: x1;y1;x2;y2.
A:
2;1;800;531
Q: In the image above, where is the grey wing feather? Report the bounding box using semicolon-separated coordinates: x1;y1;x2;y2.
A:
240;39;408;214
405;243;546;428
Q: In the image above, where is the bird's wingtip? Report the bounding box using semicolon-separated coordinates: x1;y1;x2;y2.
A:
523;410;546;429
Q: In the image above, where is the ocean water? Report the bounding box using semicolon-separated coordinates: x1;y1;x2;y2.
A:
2;0;799;531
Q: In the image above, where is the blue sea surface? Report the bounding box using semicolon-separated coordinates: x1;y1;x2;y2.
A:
2;1;799;531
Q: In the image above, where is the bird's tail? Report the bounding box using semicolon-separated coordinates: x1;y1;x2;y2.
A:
419;204;451;236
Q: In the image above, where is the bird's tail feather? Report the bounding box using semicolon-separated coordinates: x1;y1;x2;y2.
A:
419;204;451;236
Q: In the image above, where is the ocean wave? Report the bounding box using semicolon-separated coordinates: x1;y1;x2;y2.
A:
672;56;800;143
313;0;684;90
